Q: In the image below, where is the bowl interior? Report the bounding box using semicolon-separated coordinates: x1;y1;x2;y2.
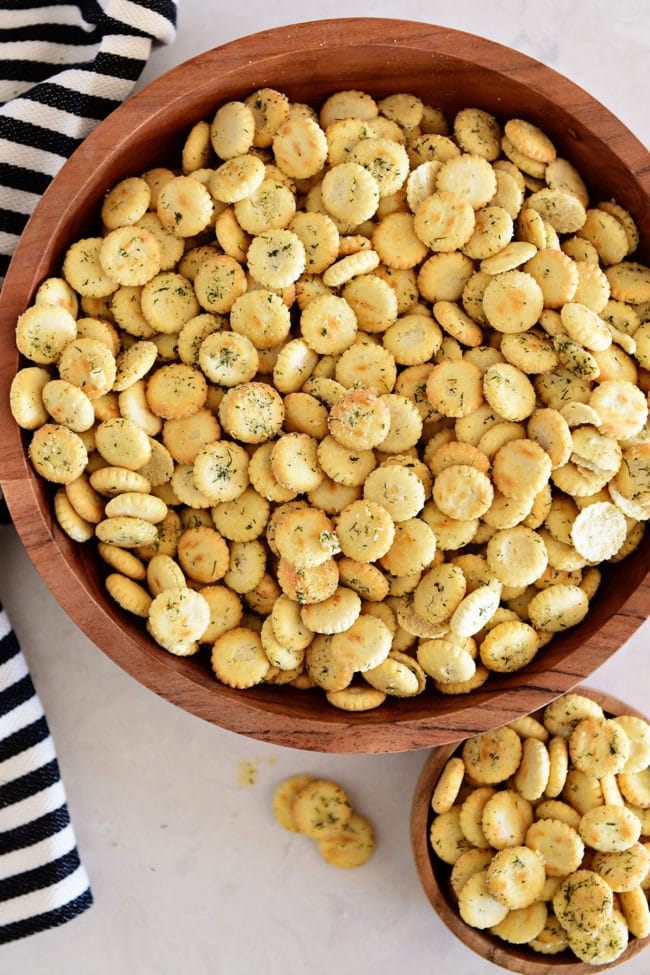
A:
410;688;650;974
1;19;649;752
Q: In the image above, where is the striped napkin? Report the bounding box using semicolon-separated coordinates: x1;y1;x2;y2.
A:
0;0;176;942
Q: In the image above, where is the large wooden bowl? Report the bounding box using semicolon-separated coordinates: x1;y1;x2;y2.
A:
0;19;649;753
410;688;650;973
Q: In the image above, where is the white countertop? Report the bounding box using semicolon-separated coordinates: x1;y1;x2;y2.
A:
2;1;649;972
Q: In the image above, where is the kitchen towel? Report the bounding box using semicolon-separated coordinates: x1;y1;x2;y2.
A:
0;0;176;942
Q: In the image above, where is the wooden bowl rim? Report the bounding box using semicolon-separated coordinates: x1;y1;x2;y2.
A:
0;18;649;753
410;687;650;974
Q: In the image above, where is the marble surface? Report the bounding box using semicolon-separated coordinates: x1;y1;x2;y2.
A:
2;1;649;972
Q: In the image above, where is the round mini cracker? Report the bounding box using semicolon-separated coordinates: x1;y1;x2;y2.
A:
57;336;117;400
300;587;361;636
482;270;545;334
317;811;375;869
450;847;495;900
349;136;410;198
219;381;284;444
480;240;538;276
449;581;502;639
568;717;631;778
276;557;339;607
430;807;475;867
592;843;650;893
486;844;547;910
274;506;339;570
272;774;316;832
482;362;536;422
500;330;558;376
289;211;340;276
15;303;79;366
210;626;270;688
28;423;88;485
177;525;230;584
105;572;152;617
191;440;250;505
430;757;467;815
413;190;475;252
209;99;255;159
53;487;95;542
580;804;642;853
462;726;523;785
552;868;614;934
104;491;167;524
329;614;392;673
544;694;606;741
145;553;186;597
491;901;549;946
299;294;357;355
525;818;585;878
618;769;650;809
270;433;324;493
436;153;497;211
570;501;627;563
479;620;540;673
590;379;648;441
328;387;390;451
98;225;161;288
291;778;352;838
458;786;496;849
325;685;387;711
454;107;501;160
260;616;305;672
566;909;629;965
147;584;210;650
492;438;552;501
372;211;428;269
513;737;551;801
9;366;51;430
457;869;509;929
426;359;484;419
504;118;556;164
614;716;650;774
526;188;587;235
432;464;494;521
413;563;467;626
545;735;570;798
62;237;118;298
417;639;476;685
486;525;548;588
527;584;589;633
335;499;395;563
246;229;306;289
341;274;397;337
145;363;207;421
363;464;425;523
322;249;380;288
481;789;533;850
198;329;259;385
320;161;380;226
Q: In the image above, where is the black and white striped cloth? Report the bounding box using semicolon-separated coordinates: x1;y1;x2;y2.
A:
0;596;93;944
0;0;177;283
0;0;177;942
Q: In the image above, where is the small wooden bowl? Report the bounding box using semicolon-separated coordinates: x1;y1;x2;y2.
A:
411;688;650;973
0;19;649;753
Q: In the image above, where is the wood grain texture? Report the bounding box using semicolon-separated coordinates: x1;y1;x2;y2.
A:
410;688;650;974
0;19;649;753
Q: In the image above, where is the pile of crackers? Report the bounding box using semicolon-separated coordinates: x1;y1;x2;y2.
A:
9;86;650;709
429;692;650;964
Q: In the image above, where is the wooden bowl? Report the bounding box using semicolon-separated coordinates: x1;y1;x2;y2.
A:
0;19;649;753
410;688;650;973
